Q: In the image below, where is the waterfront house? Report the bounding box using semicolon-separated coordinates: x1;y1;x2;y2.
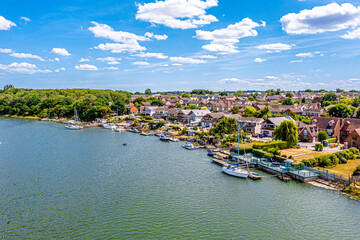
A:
177;110;192;123
125;104;138;114
344;129;360;149
152;107;168;119
261;116;295;137
200;112;225;128
145;106;158;116
238;117;264;134
188;110;211;126
340;118;360;143
310;117;341;140
298;123;319;142
166;109;180;121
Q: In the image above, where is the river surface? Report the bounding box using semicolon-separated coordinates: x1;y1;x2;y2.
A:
0;118;360;239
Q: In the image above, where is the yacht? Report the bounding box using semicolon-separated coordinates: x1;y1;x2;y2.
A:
65;124;84;130
160;134;170;141
182;142;198;150
222;164;249;178
114;127;124;132
65;107;83;130
103;123;116;130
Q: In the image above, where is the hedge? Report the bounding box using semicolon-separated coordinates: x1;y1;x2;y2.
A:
230;147;253;154
315;143;323;151
252;141;289;150
328;138;337;143
302;148;359;168
252;149;274;158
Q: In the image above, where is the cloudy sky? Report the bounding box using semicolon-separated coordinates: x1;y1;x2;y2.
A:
1;0;360;92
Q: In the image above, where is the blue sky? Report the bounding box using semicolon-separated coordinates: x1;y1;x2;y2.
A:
1;0;360;92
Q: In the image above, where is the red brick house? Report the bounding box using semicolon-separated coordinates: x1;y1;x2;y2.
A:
340;118;360;143
125;104;138;114
344;129;360;149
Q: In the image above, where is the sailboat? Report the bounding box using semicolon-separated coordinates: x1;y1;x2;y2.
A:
240;126;262;180
65;107;84;130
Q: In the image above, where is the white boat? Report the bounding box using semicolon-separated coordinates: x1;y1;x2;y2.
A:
222;165;249;178
169;138;179;142
103;123;116;130
114;127;124;132
182;142;198;150
160;134;170;141
65;107;83;130
65;124;84;130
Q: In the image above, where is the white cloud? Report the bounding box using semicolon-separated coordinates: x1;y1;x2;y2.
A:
256;43;293;52
134;52;168;59
159;63;169;66
195;18;265;55
132;61;150;66
290;59;303;63
97;57;122;62
169;56;206;64
172;63;183;66
79;58;90;62
264;76;278;80
75;64;98;71
20;17;31;23
136;0;219;29
144;32;168;40
89;22;150;53
0;62;51;74
107;61;121;65
10;53;45;61
54;58;59;62
197;54;217;59
218;78;243;84
296;52;313;58
281;3;360;35
54;67;66;72
342;27;360;39
254;57;266;63
0;16;16;30
103;66;119;70
51;48;71;56
0;48;12;53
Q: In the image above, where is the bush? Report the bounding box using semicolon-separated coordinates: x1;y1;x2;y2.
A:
252;149;268;158
252;141;289;150
230;147;253;154
353;165;360;175
315;143;324;151
328;138;337;143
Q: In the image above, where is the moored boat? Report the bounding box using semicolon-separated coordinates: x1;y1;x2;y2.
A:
222;164;249;178
182;142;198;150
65;124;84;130
160;134;170;141
169;138;179;142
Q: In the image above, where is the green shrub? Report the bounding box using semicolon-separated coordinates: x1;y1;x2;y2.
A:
315;143;324;151
252;141;289;150
230;147;253;154
328;138;337;143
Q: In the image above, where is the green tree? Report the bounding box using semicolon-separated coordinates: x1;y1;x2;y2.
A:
211;117;238;135
328;103;356;118
304;89;312;92
352;97;360;107
248;96;255;101
3;84;14;91
322;92;337;106
318;130;328;142
244;106;257;117
181;93;190;98
339;97;353;105
231;106;240;114
175;102;182;108
150;99;164;106
145;88;152;95
282;97;294;105
111;100;126;114
286;92;293;98
274;120;298;147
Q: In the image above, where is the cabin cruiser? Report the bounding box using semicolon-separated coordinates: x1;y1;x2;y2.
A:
103;123;116;130
65;124;84;130
182;142;198;150
160;134;170;141
222;164;249;178
114;127;125;132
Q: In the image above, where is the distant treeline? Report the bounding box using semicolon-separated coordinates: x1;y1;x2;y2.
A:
0;86;131;121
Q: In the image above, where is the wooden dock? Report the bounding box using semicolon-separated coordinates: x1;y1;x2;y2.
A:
211;158;229;167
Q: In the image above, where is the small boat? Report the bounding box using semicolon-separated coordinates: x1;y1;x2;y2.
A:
114;127;124;132
133;128;140;133
65;124;84;130
222;164;249;178
182;142;198;150
140;132;149;136
169;138;179;142
160;134;170;141
103;123;116;130
207;150;215;156
248;171;262;180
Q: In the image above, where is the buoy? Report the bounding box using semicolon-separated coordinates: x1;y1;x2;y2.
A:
123;143;127;146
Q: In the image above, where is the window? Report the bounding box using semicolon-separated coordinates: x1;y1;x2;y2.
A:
304;130;307;135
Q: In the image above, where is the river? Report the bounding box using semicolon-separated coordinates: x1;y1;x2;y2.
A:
0;118;359;239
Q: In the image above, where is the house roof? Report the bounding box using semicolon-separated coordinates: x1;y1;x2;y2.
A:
238;116;264;124
341;118;360;133
267;116;295;126
311;116;340;130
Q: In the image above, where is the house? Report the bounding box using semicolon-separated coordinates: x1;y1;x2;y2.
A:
340;118;360;143
139;102;151;114
261;116;295;137
238;117;264;134
310;117;341;140
177;110;192;123
125;104;138;114
201;112;225;128
167;109;180;121
188;110;211;125
298;124;319;142
144;106;158;116
344;129;360;149
152;107;168;119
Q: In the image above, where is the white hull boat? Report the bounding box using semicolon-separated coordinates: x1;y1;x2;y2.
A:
222;165;249;178
65;124;84;130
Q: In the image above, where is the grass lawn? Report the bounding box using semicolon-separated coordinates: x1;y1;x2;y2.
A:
293;152;329;162
280;148;313;158
318;159;360;177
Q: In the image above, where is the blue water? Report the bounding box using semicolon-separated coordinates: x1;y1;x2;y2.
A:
0;118;359;239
